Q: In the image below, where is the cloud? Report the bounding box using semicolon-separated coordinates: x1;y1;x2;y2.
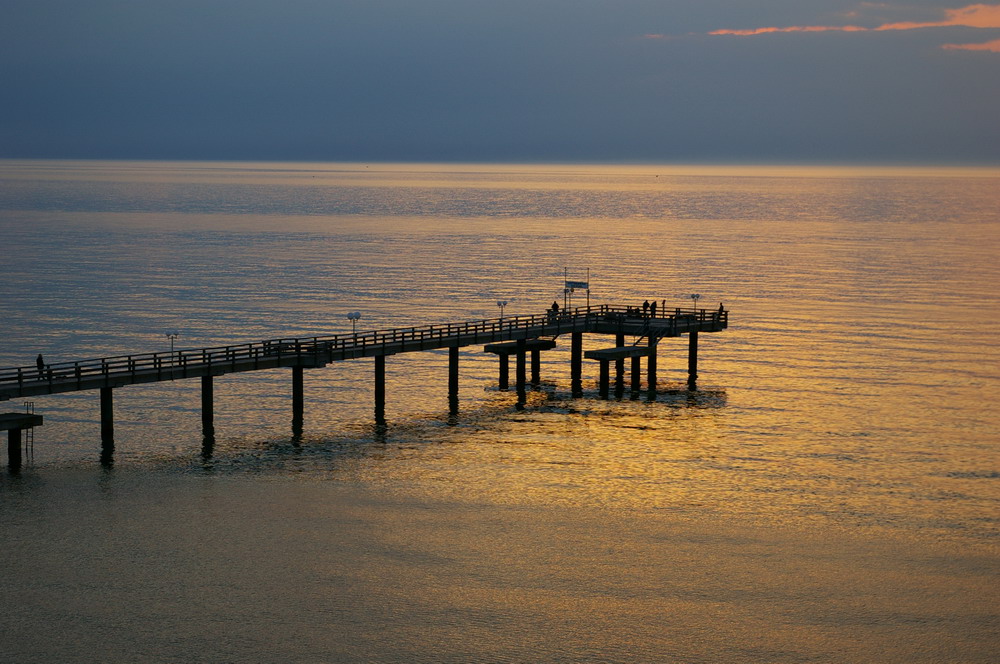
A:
708;25;867;36
942;36;1000;50
705;2;1000;51
874;3;1000;29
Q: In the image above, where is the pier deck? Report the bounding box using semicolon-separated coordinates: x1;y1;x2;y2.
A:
1;305;727;401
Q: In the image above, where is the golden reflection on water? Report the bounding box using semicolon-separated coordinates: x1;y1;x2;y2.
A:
3;161;998;546
2;161;1000;662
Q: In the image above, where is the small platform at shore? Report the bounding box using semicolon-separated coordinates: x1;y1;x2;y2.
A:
0;412;43;431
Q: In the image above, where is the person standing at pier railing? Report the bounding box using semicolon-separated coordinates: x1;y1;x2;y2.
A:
36;354;45;378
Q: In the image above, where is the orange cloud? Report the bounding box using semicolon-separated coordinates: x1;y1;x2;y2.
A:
875;3;1000;29
942;37;1000;50
709;25;867;36
707;2;1000;49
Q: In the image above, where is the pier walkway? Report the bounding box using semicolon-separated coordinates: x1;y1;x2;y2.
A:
1;304;728;469
1;305;726;401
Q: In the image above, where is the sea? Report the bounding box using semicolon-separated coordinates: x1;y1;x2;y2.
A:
1;160;998;663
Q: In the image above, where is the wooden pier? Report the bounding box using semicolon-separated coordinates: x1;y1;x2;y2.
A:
0;304;728;467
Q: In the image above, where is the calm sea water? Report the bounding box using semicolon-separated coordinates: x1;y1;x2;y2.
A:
1;160;998;662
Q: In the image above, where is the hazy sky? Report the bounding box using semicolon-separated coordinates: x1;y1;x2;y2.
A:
3;0;998;163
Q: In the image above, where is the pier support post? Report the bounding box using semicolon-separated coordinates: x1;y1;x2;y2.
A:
571;332;583;397
631;355;642;394
530;349;541;386
515;339;527;407
448;345;459;415
292;366;304;439
201;375;214;438
688;330;699;390
599;360;610;400
498;353;509;391
615;333;625;397
100;387;114;466
374;355;386;423
647;338;658;400
7;428;22;471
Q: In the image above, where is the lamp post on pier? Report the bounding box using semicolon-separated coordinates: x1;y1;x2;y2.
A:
166;332;179;365
496;300;508;320
347;311;361;334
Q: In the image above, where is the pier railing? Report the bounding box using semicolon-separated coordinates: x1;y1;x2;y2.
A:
0;305;726;398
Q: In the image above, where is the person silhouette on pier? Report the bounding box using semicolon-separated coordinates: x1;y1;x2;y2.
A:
650;300;657;318
551;301;559;313
642;300;650;317
36;353;45;377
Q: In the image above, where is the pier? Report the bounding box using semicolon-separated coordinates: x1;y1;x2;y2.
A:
0;304;728;467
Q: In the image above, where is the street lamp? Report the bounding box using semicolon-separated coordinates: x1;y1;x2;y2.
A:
496;300;508;319
166;332;179;364
689;294;701;310
347;311;361;333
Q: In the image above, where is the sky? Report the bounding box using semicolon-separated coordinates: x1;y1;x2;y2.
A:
2;0;999;164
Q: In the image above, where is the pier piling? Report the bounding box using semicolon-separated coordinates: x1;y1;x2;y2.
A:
615;333;625;397
201;375;214;438
515;339;527;406
7;428;21;470
100;387;114;465
448;345;459;399
498;353;509;390
292;365;304;437
374;355;386;423
571;332;583;397
647;337;657;400
688;330;699;390
599;360;610;399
